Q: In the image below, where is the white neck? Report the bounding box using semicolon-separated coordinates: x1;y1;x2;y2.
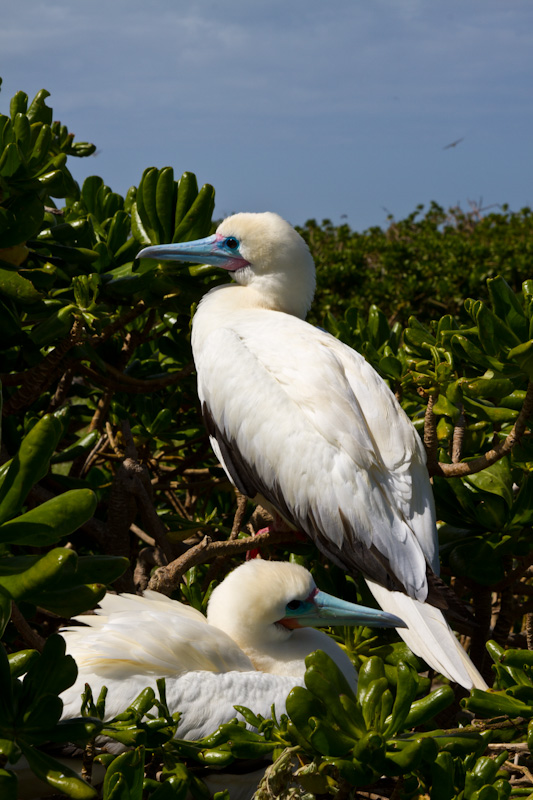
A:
191;283;292;354
239;626;358;691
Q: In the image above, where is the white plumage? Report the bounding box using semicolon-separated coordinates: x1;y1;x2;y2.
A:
138;212;486;690
60;559;402;736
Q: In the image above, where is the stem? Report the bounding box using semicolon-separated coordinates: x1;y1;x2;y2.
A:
147;528;296;595
11;602;45;651
437;381;533;478
423;392;440;475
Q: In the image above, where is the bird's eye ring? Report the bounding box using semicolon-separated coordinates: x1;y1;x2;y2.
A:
287;600;302;610
226;237;239;250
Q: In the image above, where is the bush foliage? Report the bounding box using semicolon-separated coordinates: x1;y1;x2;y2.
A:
302;204;533;326
1;81;533;799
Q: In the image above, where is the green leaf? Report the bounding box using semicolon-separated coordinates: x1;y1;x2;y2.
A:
156;167;175;242
432;394;461;421
0;193;44;248
21;634;77;703
367;305;390;349
0;488;97;545
103;747;145;800
285;686;325;742
488;276;528;341
9;91;28;118
0;644;16;726
508;340;533;380
464;457;514;509
0;414;63;525
0;768;17;800
464;688;533;718
8;649;39;679
20;694;64;736
0;586;10;637
26;89;53;125
0;547;78;602
34;582;106;617
0;263;42;303
402;685;455;728
0;142;23;177
174;172;198;233
19;743;97;799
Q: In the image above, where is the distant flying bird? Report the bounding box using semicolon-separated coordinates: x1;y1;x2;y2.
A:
138;212;486;689
443;137;464;150
60;560;403;735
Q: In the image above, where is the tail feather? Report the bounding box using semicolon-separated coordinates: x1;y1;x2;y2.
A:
366;580;487;690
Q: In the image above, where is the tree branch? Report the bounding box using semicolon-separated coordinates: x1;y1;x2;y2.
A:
435;381;533;478
147;529;296;595
423;392;440;475
78;362;194;394
2;319;84;415
11;602;45;651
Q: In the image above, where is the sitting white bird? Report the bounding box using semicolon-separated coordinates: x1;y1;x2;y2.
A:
14;561;401;800
60;559;404;736
138;212;487;690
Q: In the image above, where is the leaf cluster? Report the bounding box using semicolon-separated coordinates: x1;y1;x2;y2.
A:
1;81;533;798
302;203;533;326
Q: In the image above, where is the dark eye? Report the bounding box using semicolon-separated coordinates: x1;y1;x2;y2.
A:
287;600;302;610
226;237;239;250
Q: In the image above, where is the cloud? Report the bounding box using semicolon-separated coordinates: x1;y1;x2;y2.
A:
1;0;531;226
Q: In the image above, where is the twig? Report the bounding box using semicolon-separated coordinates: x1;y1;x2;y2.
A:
106;422;123;456
253;746;301;800
526;614;533;650
47;367;74;412
88;389;114;433
451;405;466;463
147;529;296;595
199;493;251;589
130;522;156;547
78;362;194;394
488;743;529;751
81;740;96;785
504;760;533;785
492;583;516;646
436;381;533;478
231;492;248;540
78;433;108;478
11;602;46;651
2;319;84;415
133;546;168;591
422;392;440;475
89;302;147;347
470;585;492;681
493;554;533;592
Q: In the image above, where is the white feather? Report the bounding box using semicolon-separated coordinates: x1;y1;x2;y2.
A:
193;304;435;599
366;580;486;688
60;560;360;733
186;212;485;690
138;212;486;690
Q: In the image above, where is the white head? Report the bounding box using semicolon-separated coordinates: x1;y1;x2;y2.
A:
137;212;316;319
206;559;316;650
205;559;404;678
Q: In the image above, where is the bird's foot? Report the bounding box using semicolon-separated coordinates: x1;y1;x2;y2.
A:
245;521;306;560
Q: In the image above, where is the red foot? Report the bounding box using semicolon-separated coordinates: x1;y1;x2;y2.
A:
246;526;271;560
245;524;307;560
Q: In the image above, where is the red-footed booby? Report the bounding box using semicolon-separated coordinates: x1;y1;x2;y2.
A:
60;560;403;736
138;212;486;690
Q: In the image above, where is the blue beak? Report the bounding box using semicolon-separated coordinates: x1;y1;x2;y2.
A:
137;235;249;272
285;590;406;629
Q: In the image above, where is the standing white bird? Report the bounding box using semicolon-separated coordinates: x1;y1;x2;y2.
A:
60;559;403;735
138;212;486;690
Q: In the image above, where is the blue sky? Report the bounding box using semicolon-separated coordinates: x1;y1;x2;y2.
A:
1;1;532;230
